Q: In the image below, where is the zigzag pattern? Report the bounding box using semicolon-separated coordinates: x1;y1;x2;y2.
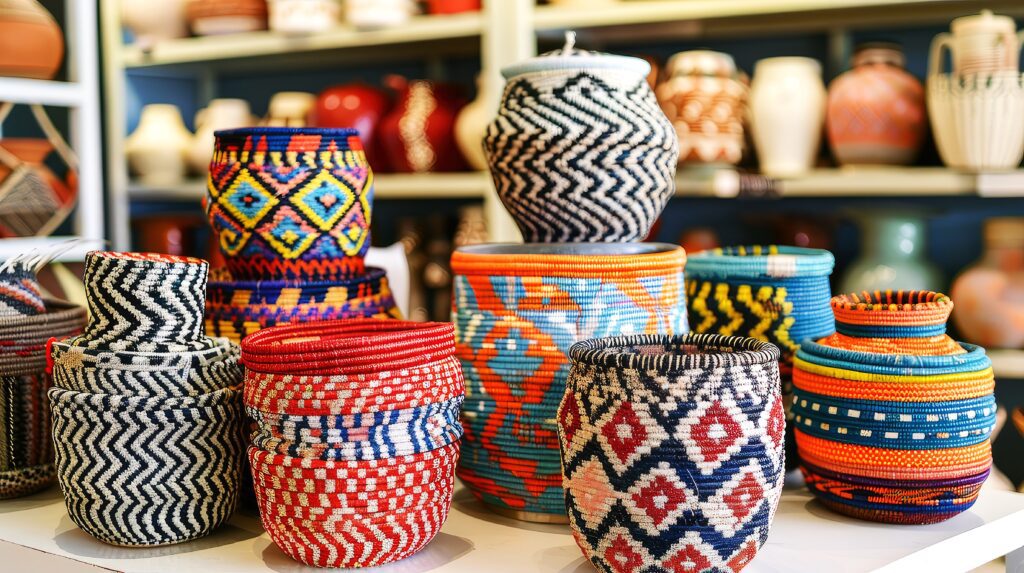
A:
80;254;208;351
50;387;244;546
484;72;678;242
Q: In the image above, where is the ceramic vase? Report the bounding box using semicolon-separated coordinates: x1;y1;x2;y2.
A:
840;212;943;293
951;218;1024;349
344;0;416;29
827;43;926;166
484;36;679;242
310;83;391;168
454;75;491;171
188;99;253;175
657;50;747;165
931;10;1023;75
749;57;826;177
126;104;192;186
186;0;267;35
0;0;64;79
268;0;340;33
379;76;465;173
265;91;316;127
121;0;186;48
927;73;1024;171
426;0;480;14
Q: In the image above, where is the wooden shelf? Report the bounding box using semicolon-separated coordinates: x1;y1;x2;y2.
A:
121;13;484;69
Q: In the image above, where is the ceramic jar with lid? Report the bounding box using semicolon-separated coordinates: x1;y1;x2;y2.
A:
749;57;826;177
827;43;926;166
951;218;1024;349
0;0;64;79
484;33;678;242
657;50;748;165
931;10;1023;75
126;104;192;186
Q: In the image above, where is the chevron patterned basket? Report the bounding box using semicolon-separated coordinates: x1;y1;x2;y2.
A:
793;291;996;524
558;333;785;573
242;318;463;568
452;243;689;521
484;38;678;243
207;127;373;281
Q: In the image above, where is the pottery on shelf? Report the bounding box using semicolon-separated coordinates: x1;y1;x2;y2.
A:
951;218;1024;349
0;0;64;80
379;76;465;173
188;98;253;175
484;34;678;242
426;0;480;14
454;75;491;171
121;0;186;48
749;57;826;178
264;91;316;127
927;72;1024;171
657;50;748;165
186;0;267;36
310;83;391;168
126;104;192;186
840;212;943;294
268;0;340;34
827;43;926;166
931;10;1023;75
344;0;416;29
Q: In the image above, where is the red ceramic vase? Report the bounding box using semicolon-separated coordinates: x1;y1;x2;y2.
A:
378;76;467;173
310;83;391;170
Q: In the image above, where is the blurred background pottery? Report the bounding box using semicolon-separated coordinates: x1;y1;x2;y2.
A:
0;0;64;79
454;75;490;171
188;98;253;175
126;104;192;186
344;0;416;29
425;0;480;14
951;218;1024;349
0;138;76;237
927;72;1024;171
120;0;186;47
186;0;268;36
750;57;826;177
310;83;391;168
268;0;340;33
379;76;466;173
930;10;1022;75
827;42;926;166
840;211;943;293
264;91;315;127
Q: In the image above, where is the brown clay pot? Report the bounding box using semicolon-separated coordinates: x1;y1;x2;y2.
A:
0;0;63;80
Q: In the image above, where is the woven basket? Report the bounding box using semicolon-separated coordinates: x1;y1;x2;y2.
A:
452;243;689;521
559;333;784;573
793;290;995;524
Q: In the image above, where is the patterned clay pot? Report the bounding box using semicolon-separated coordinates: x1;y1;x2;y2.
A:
379;76;466;173
951;218;1024;349
484;35;679;242
310;83;391;169
827;43;926;166
657;50;748;165
0;0;64;80
559;333;785;573
186;0;267;35
749;57;826;177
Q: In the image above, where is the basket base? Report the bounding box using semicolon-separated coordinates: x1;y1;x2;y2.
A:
486;504;569;524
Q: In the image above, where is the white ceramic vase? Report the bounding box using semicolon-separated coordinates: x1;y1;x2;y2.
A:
344;0;416;29
188;99;253;175
265;91;316;127
927;72;1024;171
749;57;826;177
126;104;192;186
454;76;491;171
120;0;187;48
269;0;341;34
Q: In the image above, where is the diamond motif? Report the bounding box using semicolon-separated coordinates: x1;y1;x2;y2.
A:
210;205;251;256
331;204;369;256
759;394;786;460
597;401;665;473
706;459;768;537
257;205;320;259
625;462;697;536
567;458;617;530
291;169;356;231
675;396;753;475
726;540;759;571
599;530;651;573
255;164;312;195
217;169;280;229
660;533;719;573
558;393;583;453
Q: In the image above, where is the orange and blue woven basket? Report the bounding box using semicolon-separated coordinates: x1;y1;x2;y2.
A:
792;291;995;524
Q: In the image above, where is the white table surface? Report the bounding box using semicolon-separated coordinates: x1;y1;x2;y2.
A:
0;480;1021;573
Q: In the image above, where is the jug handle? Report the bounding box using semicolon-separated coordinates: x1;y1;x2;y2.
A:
929;32;953;77
1017;30;1024;71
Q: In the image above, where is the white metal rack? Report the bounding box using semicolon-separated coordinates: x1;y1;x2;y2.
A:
0;0;104;261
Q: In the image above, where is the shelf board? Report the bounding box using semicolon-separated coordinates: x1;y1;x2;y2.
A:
0;236;105;262
0;78;83;107
128;172;490;202
122;13;484;69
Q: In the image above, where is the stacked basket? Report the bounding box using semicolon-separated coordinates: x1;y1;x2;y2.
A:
204;127;400;343
0;257;86;498
686;245;836;468
47;252;244;546
240;318;464;568
792;291;996;524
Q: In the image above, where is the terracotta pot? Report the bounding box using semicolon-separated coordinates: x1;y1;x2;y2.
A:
379;76;466;173
309;83;391;168
121;0;187;47
749;57;826;177
0;0;63;80
453;75;490;171
827;43;925;166
126;104;192;185
951;218;1024;349
426;0;480;14
186;0;267;35
657;50;747;165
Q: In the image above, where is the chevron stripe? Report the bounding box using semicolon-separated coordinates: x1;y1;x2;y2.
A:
484;71;678;242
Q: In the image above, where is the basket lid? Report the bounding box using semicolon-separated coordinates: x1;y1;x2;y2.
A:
501;31;650;79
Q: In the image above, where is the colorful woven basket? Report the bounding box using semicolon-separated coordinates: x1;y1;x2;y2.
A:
559;333;785;573
793;291;996;524
241;318;463;568
686;245;835;470
207;127;373;281
452;243;689;522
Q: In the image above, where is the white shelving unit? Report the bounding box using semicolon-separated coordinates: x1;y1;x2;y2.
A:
0;0;104;261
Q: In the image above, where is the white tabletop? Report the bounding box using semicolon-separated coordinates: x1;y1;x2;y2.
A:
0;480;1021;573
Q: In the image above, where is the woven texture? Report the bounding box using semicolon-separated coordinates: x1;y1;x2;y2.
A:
206;128;373;281
48;251;244;545
242;318;463;568
484;59;679;242
558;333;785;573
452;244;689;519
793;290;995;524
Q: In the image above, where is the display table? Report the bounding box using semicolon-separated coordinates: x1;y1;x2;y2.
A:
0;482;1021;573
